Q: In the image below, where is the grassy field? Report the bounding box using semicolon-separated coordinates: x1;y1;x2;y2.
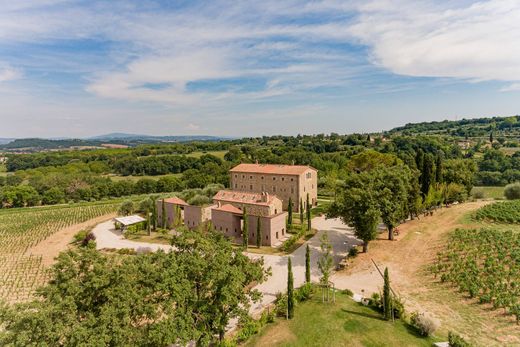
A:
186;150;227;159
245;290;437;347
107;173;182;182
499;147;520;156
471;186;504;199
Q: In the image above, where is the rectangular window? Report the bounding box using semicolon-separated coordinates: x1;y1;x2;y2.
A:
291;188;294;193
281;177;284;181
273;187;276;192
250;184;253;190
250;175;253;179
273;177;276;180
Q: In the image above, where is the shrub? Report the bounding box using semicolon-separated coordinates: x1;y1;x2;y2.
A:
448;332;472;347
118;200;134;216
348;246;358;258
410;311;439;337
73;229;89;243
504;182;520;200
294;283;314;302
471;189;485;199
274;292;288;317
235;317;261;343
81;232;96;247
342;288;354;297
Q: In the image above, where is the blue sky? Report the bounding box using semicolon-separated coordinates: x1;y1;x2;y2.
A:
0;0;519;138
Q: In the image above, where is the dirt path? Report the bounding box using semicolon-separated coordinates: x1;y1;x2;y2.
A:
25;213;117;266
333;201;520;346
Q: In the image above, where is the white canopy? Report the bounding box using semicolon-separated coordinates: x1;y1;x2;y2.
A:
114;215;146;226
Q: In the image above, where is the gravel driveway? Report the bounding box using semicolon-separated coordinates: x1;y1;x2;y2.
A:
91;217;361;315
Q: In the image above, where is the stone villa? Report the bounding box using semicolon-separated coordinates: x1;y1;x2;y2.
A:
156;163;317;246
229;163;318;211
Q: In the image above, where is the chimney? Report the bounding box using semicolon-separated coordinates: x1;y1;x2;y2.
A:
262;192;269;203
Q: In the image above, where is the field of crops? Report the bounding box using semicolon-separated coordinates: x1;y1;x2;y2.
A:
0;202;119;303
474;200;520;223
431;228;520;322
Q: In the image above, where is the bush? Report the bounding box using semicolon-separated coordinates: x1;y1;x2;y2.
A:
410;311;439;337
294;283;314;302
118;200;134;216
73;229;89;243
235;317;261;343
448;332;472;347
471;189;485;199
348;246;358;258
504;182;520;200
81;232;96;248
342;288;354;297
274;292;288;317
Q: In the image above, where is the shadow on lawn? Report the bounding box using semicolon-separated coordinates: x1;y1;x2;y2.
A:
340;308;385;321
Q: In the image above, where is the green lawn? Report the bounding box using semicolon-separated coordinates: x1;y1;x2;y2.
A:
107;173;182;182
245;290;438;347
186;150;227;159
471;186;504;199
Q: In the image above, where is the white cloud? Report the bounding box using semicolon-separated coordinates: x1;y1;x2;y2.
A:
0;64;21;82
500;83;520;92
348;0;520;81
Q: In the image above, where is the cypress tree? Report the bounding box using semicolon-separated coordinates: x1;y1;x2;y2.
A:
287;257;294;319
383;267;391;320
490;131;494;143
300;200;304;225
256;216;261;248
306;193;311;231
435;152;443;183
161;199;166;229
420;154;435;199
242;207;248;248
287;198;293;227
305;244;311;283
151;198;157;231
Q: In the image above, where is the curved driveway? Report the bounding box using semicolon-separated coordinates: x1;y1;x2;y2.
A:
92;217;361;315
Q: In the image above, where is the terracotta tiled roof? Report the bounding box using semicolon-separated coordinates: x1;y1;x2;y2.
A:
213;190;277;206
230;163;316;175
162;197;188;206
213;204;243;214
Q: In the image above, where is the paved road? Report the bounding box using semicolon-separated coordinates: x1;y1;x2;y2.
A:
92;217;361;315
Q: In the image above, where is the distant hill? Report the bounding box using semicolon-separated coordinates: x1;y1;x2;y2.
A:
0;138;102;151
387;115;520;137
89;133;228;142
0;138;15;145
0;134;231;151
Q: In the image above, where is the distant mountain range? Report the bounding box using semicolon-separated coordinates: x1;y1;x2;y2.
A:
88;133;228;142
0;134;233;151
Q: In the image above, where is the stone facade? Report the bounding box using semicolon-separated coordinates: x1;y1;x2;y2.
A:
184;204;215;229
229;163;318;211
156;197;187;228
213;190;282;216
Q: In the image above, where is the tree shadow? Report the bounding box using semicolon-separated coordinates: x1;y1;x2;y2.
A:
340;308;385;321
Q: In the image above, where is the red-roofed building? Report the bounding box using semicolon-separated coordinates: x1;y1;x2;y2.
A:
229;163;317;211
212;190;282;216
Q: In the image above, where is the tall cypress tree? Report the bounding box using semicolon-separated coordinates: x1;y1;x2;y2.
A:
242;207;248;248
161;199;166;229
421;154;435;199
256;216;261;248
383;267;391;320
287;198;293;227
300;200;304;225
435;152;443;183
306;193;311;231
151;198;157;231
305;244;311;283
287;257;294;319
